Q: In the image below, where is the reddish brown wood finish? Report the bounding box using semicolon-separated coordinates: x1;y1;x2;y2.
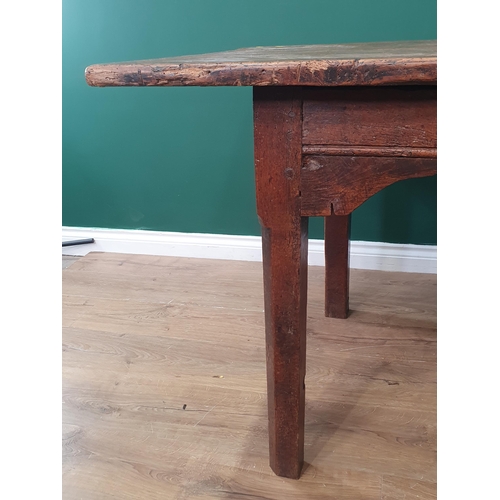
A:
85;43;437;482
325;214;351;319
253;87;308;479
85;41;436;88
303;87;437;148
301;156;437;216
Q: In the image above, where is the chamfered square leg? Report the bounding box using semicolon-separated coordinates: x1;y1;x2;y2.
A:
253;86;307;479
261;218;308;479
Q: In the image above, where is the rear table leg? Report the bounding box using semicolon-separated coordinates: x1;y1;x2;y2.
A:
324;213;351;319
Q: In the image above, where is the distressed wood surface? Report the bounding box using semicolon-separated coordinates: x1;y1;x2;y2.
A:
84;41;437;487
303;87;437;148
63;252;436;499
86;40;436;88
253;87;308;479
301;156;437;216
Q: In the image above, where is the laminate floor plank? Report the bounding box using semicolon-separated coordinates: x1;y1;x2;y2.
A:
63;252;436;499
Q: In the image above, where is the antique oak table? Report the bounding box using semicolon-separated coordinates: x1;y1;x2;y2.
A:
86;40;437;479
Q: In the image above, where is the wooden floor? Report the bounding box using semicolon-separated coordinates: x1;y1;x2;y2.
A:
62;252;436;500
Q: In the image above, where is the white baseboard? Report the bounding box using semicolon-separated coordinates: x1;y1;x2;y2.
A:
62;226;436;274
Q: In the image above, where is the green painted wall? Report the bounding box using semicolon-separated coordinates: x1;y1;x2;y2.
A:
63;0;437;244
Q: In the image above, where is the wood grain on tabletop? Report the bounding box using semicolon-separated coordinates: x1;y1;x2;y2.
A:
85;40;436;88
63;252;436;499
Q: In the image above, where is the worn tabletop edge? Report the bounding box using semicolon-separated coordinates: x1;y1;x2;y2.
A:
85;41;437;88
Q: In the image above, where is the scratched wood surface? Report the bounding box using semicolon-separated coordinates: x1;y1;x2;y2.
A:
85;40;436;88
63;252;436;499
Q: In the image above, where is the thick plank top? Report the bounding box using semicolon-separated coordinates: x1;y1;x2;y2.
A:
86;40;436;88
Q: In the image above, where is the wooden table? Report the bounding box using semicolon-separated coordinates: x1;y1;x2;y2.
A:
86;40;437;480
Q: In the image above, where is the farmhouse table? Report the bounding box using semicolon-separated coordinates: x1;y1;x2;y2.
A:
86;40;437;479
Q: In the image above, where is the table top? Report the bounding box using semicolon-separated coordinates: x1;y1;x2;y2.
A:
86;40;436;88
